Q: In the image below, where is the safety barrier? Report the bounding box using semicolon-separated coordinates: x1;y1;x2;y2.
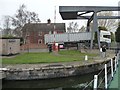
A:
82;51;119;90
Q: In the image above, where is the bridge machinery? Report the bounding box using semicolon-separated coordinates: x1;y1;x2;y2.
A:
59;6;120;50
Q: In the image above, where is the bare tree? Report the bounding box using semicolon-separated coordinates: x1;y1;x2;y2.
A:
67;22;73;33
79;26;86;32
73;22;79;32
67;22;79;33
3;15;12;35
97;11;118;31
11;4;40;37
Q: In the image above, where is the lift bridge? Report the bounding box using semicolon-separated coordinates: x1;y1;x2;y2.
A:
59;6;120;50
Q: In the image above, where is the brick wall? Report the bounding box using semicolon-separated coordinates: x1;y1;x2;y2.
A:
22;30;64;49
20;43;47;50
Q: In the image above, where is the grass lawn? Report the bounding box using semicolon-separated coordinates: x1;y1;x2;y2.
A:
2;50;98;64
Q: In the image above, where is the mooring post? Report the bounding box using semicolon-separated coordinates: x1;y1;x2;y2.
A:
94;75;98;90
85;55;88;61
111;59;113;78
105;64;107;89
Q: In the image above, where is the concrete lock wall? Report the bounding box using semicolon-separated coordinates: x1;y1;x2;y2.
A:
2;59;112;80
0;39;20;55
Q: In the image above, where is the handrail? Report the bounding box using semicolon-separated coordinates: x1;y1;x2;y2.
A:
82;79;94;90
94;51;119;89
82;51;119;90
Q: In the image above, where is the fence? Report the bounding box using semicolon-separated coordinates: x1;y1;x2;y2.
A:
82;51;119;90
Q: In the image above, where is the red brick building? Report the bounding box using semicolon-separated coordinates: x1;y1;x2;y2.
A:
21;22;66;49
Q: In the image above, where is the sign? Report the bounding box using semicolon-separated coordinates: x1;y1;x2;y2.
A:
9;39;16;43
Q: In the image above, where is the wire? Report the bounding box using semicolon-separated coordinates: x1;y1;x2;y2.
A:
82;52;119;89
95;61;112;88
97;52;120;89
82;79;94;90
97;76;105;88
107;74;112;85
107;68;111;74
97;68;104;76
96;58;109;76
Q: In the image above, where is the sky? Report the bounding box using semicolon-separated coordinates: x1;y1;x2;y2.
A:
0;0;120;29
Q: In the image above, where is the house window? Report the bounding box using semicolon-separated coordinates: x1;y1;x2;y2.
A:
26;32;30;37
38;39;42;44
103;35;111;39
49;31;52;34
24;39;26;44
38;32;42;36
53;31;57;34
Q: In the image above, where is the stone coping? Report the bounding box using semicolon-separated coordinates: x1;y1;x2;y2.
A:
1;57;113;72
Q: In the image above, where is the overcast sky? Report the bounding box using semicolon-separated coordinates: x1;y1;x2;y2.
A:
0;0;119;28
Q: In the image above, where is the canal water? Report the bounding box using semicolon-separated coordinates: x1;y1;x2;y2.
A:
2;69;112;90
2;71;104;90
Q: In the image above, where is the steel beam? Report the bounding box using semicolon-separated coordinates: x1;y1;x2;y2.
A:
77;16;120;19
59;6;120;51
59;6;120;20
86;13;94;32
78;11;91;16
61;15;120;20
59;6;120;13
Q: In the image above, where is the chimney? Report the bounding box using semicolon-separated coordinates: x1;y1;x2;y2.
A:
47;19;51;24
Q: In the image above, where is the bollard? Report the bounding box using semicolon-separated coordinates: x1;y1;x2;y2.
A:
85;55;88;61
105;64;107;89
111;59;113;78
94;75;98;90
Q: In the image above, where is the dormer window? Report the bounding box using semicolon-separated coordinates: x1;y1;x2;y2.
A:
38;32;42;36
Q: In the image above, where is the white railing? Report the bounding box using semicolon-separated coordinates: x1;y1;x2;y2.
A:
82;51;119;90
93;52;119;89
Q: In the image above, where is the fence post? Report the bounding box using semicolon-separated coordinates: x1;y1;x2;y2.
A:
115;56;117;72
94;75;98;90
105;64;107;89
117;53;119;66
111;59;113;78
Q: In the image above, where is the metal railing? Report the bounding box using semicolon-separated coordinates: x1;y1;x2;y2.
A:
93;51;119;89
82;51;119;90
